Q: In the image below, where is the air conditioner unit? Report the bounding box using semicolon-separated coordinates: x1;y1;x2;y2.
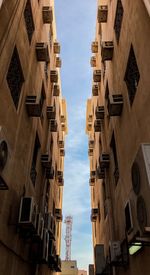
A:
57;176;64;186
130;144;150;236
97;166;105;179
108;94;123;116
89;140;95;149
89;177;95;186
92;84;99;96
93;70;101;82
18;197;37;231
58;140;64;148
91;208;99;222
90;56;96;67
53;84;60;96
49;120;57;132
56;57;62;68
36;43;50;62
101;41;114;62
50;70;58;83
90;170;96;178
34;213;44;241
55;208;63;221
0;140;8;171
46;166;54;179
60;149;65;157
57;171;63;178
42;229;49;263
47;106;56;119
99;153;110;169
26;95;42;117
97;5;108;23
91;41;98;53
60;115;66;123
109;241;121;263
41;153;51;168
88;114;93;122
95;244;106;275
44;213;56;239
42;6;53;24
61;123;66;132
87;123;92;132
95;106;104;119
53;42;60;54
94;120;101;132
88;149;93;156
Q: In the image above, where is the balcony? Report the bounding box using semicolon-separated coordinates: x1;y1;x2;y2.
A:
60;149;65;157
96;166;105;179
91;208;99;222
41;153;51;168
88;149;93;157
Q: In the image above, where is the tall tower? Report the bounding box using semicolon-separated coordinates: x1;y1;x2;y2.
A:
64;216;73;261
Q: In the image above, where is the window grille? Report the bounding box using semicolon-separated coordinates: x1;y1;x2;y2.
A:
24;0;35;44
114;0;124;42
6;47;24;109
124;45;140;106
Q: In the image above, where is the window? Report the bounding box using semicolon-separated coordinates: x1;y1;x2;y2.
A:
110;132;119;184
124;45;140;106
6;47;24;109
24;0;35;44
105;82;110;126
30;134;40;186
114;0;124;43
40;83;46;124
44;62;49;83
102;181;107;219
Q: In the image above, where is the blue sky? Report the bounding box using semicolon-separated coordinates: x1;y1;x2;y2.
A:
55;0;96;270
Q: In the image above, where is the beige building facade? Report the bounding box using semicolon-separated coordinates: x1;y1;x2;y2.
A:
86;0;150;274
61;260;78;275
0;1;67;275
78;269;87;275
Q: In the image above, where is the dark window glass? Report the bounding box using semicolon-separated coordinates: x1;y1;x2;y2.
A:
114;0;124;43
125;202;132;233
6;47;24;109
124;45;140;106
110;132;119;184
24;0;35;44
30;134;40;186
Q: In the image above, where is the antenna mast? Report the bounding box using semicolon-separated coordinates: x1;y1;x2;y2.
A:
64;216;73;261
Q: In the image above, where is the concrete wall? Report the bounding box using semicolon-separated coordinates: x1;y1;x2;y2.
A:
0;0;67;274
87;0;150;274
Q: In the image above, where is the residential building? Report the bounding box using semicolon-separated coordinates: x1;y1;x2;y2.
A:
61;260;78;275
78;269;87;275
0;0;67;275
86;0;150;274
